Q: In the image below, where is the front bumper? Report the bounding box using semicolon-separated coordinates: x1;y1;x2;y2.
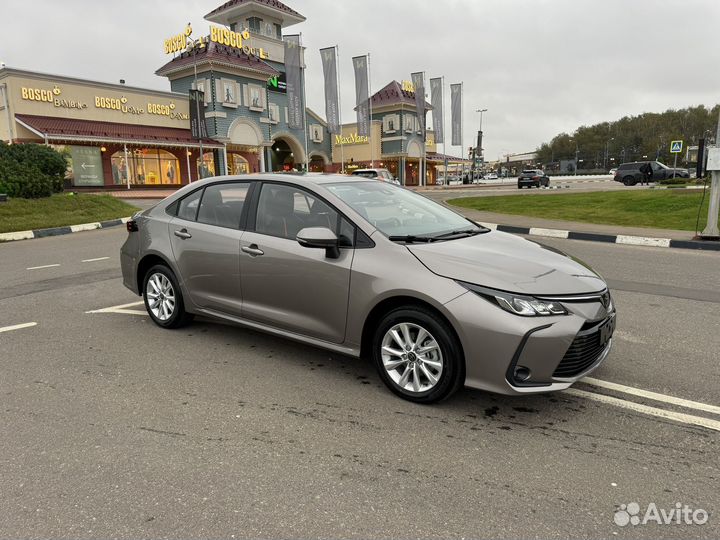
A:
444;291;614;395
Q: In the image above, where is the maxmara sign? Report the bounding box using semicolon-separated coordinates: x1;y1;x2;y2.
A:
335;132;369;145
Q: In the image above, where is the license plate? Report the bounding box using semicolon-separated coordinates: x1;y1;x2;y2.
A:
599;315;616;346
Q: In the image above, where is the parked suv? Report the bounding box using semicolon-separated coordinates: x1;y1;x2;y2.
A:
351;168;399;185
518;169;550;189
613;161;689;185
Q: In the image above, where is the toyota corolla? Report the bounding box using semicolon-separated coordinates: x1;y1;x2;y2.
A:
121;174;615;403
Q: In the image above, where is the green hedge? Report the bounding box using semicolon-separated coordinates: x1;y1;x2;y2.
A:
0;142;68;199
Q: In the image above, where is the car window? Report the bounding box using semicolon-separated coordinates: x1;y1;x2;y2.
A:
255;183;343;242
177;189;203;222
353;171;378;178
197;182;250;229
326;181;480;238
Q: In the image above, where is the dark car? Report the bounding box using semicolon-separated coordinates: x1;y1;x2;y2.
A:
518;169;550;189
613;161;689;185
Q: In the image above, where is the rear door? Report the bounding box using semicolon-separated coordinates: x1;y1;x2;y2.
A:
168;181;252;315
239;182;354;343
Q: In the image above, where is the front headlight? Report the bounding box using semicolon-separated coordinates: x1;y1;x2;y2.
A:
458;282;568;317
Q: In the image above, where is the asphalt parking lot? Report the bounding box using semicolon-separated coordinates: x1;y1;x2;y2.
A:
1;221;718;538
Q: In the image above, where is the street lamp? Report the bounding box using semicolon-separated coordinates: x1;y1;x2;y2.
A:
473;108;487;179
569;138;579;175
605;137;614;170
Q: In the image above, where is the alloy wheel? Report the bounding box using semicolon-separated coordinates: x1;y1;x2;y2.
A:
380;322;444;393
146;272;176;321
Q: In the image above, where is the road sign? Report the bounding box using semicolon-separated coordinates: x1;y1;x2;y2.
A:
670;140;683;153
70;146;104;186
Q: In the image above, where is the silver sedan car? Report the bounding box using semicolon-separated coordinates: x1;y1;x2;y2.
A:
121;174;615;403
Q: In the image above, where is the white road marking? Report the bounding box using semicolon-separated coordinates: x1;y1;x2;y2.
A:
565;389;720;432
81;257;110;263
0;322;37;333
86;301;146;316
26;264;60;270
583;377;720;416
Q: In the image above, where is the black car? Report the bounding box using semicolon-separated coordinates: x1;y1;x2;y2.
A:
517;169;550;189
613;161;689;185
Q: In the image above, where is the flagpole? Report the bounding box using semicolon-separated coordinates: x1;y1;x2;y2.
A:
442;76;447;185
422;71;426;187
299;33;310;172
460;82;464;181
368;52;374;167
336;45;345;173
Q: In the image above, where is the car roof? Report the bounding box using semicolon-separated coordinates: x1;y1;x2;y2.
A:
179;172;367;190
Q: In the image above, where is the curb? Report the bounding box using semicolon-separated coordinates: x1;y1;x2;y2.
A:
0;217;131;243
479;222;720;252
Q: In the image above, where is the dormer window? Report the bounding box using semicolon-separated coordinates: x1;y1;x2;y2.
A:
247;17;262;33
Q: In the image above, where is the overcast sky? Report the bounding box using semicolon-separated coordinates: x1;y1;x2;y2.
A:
2;0;719;160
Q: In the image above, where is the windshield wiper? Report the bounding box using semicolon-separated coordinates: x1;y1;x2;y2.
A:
388;234;436;243
432;228;484;240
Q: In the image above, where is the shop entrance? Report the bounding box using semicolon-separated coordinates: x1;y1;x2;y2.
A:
270;139;296;171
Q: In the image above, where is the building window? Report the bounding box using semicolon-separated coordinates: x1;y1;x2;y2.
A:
111;149;180;185
228;153;250;174
269;103;280;123
197;152;215;179
310;124;323;143
245;83;265;111
273;23;282;39
247;17;262;33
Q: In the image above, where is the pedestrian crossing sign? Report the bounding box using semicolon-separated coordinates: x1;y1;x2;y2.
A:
670;140;683;153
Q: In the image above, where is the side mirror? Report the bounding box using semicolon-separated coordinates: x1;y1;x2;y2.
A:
296;227;340;259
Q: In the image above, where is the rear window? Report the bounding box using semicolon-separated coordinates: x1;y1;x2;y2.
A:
521;170;538;174
352;171;378;178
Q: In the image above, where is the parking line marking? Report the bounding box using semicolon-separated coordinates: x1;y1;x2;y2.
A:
0;322;37;333
86;301;146;315
81;257;110;263
26;264;60;270
565;388;720;432
583;377;720;416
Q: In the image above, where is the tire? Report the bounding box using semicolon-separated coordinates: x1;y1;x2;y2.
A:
517;184;523;189
372;306;464;403
142;264;194;329
622;175;636;186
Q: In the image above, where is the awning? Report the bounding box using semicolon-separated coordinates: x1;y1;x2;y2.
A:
426;152;471;163
15;114;224;149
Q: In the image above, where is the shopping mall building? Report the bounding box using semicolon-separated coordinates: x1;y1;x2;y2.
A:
0;0;332;189
0;0;466;189
330;80;468;186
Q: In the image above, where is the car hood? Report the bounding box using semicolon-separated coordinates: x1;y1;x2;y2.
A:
408;230;607;295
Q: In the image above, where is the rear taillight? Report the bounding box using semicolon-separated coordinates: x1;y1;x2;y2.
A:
532;175;539;180
126;220;138;232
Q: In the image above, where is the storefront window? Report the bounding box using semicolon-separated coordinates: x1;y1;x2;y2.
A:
228;153;249;175
197;152;215;179
110;149;180;185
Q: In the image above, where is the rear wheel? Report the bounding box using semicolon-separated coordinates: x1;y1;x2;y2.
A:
623;175;636;186
372;307;464;403
143;264;194;329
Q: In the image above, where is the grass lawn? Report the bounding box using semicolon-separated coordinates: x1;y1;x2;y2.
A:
0;193;139;234
448;190;714;231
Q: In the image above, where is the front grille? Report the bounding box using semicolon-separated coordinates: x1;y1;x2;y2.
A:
553;322;609;378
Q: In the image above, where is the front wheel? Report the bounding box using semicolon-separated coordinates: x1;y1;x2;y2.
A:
372;307;464;403
143;264;194;328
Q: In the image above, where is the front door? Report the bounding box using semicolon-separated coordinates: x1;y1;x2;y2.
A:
168;181;251;315
239;182;353;343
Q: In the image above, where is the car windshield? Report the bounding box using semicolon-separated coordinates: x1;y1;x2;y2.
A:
656;162;669;169
326;181;485;240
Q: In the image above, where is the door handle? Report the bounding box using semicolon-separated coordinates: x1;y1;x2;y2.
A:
174;229;192;239
241;244;264;257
